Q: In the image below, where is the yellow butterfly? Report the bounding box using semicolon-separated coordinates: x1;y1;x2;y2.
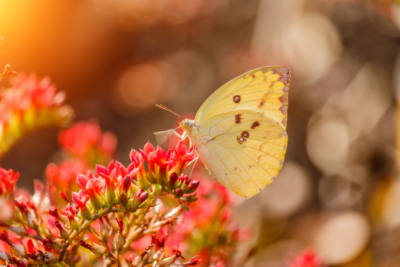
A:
179;66;290;198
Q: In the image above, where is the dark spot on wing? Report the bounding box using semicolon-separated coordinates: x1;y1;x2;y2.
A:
235;114;242;124
237;136;245;144
233;95;241;103
241;131;249;138
251;121;260;129
258;98;265;108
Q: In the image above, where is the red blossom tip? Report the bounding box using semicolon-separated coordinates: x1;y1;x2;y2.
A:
48;207;59;218
63;204;76;220
175;188;184;197
59;191;70;203
96;165;109;177
76;174;88;189
187;180;200;193
137;190;148;203
169;172;178;187
117;218;123;233
79;240;92;250
26;239;36;255
122;176;132;192
141;142;155;160
72;191;89;209
186;256;201;266
291;249;322;267
0;167;19;195
0;231;9;242
178;174;189;185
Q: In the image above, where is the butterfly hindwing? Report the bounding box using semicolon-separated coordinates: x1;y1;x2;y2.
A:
194;110;287;198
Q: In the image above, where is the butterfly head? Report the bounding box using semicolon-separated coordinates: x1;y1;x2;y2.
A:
180;119;198;136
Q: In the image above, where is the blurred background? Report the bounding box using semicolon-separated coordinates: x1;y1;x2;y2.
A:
1;0;400;266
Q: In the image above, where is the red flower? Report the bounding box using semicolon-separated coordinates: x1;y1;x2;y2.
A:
26;239;36;255
0;73;73;156
0;168;19;196
291;249;322;267
3;74;63;111
62;204;76;220
59;121;117;162
72;191;89;210
46;160;87;190
95;160;131;188
176;140;196;163
137;140;197;178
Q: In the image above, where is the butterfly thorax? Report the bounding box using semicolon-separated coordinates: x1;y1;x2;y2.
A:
180;119;200;140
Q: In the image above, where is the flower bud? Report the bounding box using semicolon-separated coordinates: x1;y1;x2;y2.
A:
54;220;64;233
79;240;92;250
119;193;127;206
59;192;70;203
49;207;59;218
122;176;131;192
175;188;183;197
178;174;189;185
116;218;123;233
169;172;178;187
187;256;201;266
186;180;199;193
137;190;148;203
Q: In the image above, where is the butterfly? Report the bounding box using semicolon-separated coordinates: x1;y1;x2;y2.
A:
167;66;290;198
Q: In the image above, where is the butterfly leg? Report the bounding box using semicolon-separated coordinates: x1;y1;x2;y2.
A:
186;157;199;178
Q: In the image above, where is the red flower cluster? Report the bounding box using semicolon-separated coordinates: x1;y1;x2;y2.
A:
131;176;245;266
0;74;72;156
291;249;322;267
169;177;243;266
58;121;116;164
0;141;201;266
0;168;19;196
128;230;201;266
0;71;247;266
66;140;198;221
134;142;197;191
2;74;64;111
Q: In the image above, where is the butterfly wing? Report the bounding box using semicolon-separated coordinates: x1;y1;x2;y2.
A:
194;110;287;198
195;66;290;129
192;66;290;198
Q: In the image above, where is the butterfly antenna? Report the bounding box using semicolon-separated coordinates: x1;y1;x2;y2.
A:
155;104;181;118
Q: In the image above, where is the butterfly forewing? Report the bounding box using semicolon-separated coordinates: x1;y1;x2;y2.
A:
195;66;290;130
